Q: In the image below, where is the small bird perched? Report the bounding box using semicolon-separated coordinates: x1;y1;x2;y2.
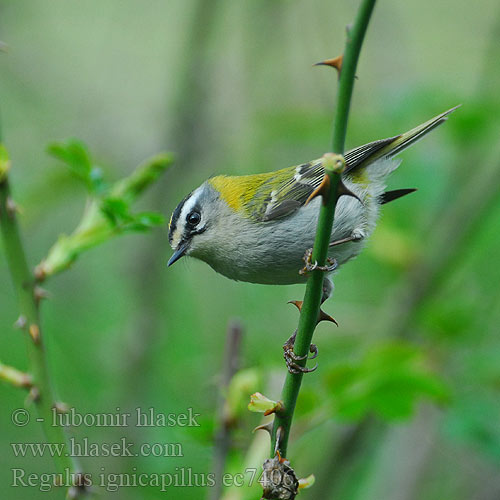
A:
168;106;457;296
168;106;457;372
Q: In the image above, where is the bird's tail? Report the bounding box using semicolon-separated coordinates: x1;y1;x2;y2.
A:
344;105;460;175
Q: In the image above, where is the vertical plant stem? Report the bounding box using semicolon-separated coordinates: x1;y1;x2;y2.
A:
315;10;500;496
270;0;377;458
332;0;377;154
0;162;80;487
211;319;243;500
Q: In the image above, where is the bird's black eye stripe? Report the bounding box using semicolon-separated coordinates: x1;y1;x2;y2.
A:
186;210;201;226
169;192;192;243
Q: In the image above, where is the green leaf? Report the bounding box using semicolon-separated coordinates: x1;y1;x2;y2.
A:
100;197;133;226
47;140;93;189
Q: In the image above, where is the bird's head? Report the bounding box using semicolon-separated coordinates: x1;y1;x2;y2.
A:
168;173;271;266
168;181;230;266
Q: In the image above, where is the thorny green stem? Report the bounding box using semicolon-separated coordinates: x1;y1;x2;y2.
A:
0;160;81;486
1;144;169;497
270;0;377;458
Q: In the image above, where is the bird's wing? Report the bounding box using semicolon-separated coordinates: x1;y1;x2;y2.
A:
247;136;412;222
247;162;325;221
345;105;460;174
245;145;392;222
249;106;459;222
246;141;396;221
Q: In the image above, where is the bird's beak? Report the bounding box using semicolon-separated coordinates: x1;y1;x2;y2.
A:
168;240;189;267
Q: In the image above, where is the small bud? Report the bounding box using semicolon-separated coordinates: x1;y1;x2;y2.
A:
0;362;32;388
322;153;345;175
248;392;278;414
28;324;40;343
298;474;315;490
53;401;70;414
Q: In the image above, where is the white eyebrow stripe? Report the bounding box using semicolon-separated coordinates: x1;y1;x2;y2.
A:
179;188;202;224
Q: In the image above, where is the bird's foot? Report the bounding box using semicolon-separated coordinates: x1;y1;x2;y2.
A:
329;229;365;248
299;248;337;276
283;331;318;374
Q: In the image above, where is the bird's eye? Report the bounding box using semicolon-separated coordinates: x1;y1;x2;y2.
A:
186;211;201;226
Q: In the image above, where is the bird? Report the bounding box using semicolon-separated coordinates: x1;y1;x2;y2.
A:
167;106;458;370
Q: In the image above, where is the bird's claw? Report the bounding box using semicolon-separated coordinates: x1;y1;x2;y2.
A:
299;248;337;275
308;343;318;360
283;331;318;374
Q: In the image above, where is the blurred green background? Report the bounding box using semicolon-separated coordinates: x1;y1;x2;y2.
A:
1;1;500;499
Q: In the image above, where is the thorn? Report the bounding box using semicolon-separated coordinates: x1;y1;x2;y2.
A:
288;300;303;311
288;300;338;326
338;180;362;204
34;286;50;303
319;309;338;326
28;324;40;343
14;315;27;330
304;174;330;206
314;54;343;75
253;422;274;435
